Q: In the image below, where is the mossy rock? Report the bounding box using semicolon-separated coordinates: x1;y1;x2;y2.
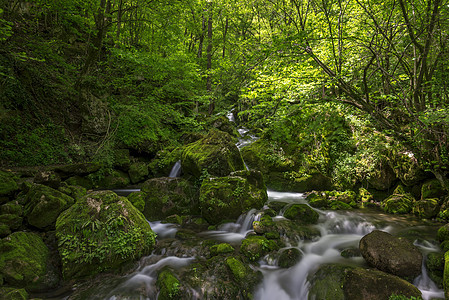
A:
33;170;61;189
0;214;23;230
444;251;449;299
148;148;183;178
267;201;288;212
55;191;156;279
141;177;198;221
225;256;256;283
278;247;302;268
344;267;422;300
388;150;427;186
367;163;397;191
329;200;352;210
0;231;58;291
0;171;19;196
210;243;235;256
58;183;87;202
0;287;28;300
426;252;444;288
209;115;239;137
308;264;349;300
128;162;149;184
421;178;445;200
359;230;422;280
266;171;333;193
54;162;102;177
113;149;131;170
24;184;74;230
307;191;328;208
181;129;244;178
412;198;440;219
283;204;319;224
157;268;181;300
199;175;267;225
326;190;357;206
0;223;11;237
438;224;449;242
64;175;94;189
273;219;321;243
127;191;146;212
240;235;279;262
0;201;23;216
358;188;374;208
253;214;275;235
94;170;130;189
382;185;415;214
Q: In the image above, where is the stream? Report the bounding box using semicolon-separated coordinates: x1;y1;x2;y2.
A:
65;190;444;300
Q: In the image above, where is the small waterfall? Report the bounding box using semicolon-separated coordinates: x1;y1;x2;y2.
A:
227;110;235;123
168;160;182;178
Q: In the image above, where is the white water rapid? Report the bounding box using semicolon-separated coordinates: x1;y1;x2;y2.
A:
168;160;182;178
253;191;444;300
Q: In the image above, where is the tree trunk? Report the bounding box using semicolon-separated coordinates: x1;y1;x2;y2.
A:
207;3;214;115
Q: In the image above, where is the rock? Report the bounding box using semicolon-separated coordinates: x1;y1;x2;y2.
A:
141;177;197;221
413;198;440;219
181;129;244;178
278;247;302;268
0;224;11;237
0;214;22;230
113;149;131;170
226;256;248;281
157;268;182;300
54;162;101;177
444;251;449;299
438;224;449;242
127;191;145;212
421;178;445;199
359;230;422;280
55;191;156;279
23;184;74;230
426;252;444;288
307;190;357;210
329;201;352;210
388;150;427;186
33;170;61;189
239;139;291;173
267;201;288;212
358;187;374;208
128;162;149;184
240;235;279;261
308;264;348;300
199;175;267;225
0;287;28;300
382;185;415;214
210;243;235;256
266;170;333;193
94;169;130;189
0;231;59;291
344;267;422;300
0;171;19;196
283;204;319;224
209;115;239;137
0;201;23;216
368;163;397;190
307;191;328;208
64;175;94;189
57;183;87;201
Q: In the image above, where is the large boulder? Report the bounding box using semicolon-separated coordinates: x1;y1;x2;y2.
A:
141;177;198;221
54;162;102;178
283;204;319;224
421;178;445;200
55;191;156;279
33;170;61;189
181;129;245;178
267;170;333;192
0;231;59;291
359;230;422;280
413;198;440;219
387;150;427;186
23;184;74;230
128;162;149;184
344;267;422;300
0;201;24;237
367;163;397;191
382;185;415;214
0;171;19;197
240;235;279;261
308;264;422;300
94;169;130;189
199;174;267;225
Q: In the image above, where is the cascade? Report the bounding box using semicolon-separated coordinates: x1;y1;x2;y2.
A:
168;160;182;177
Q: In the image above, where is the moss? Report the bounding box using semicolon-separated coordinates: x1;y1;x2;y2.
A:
308;264;349;300
113;149;131;170
382;185;415;214
421;179;444;199
444;251;449;299
283;204;319;224
426;252;444;288
358;187;374;208
58;183;87;201
437;224;449;242
181;129;244;178
412;198;440;219
128;162;149;184
0;223;11;237
240;235;279;261
127;191;146;212
65;175;94;189
0;214;22;230
24;184;74;229
94;170;130;189
55;191;156;279
157;268;180;300
278;248;302;268
226;257;247;281
0;232;51;291
307;191;329;208
0;201;23;216
329;200;352;210
210;243;234;256
0;287;28;300
199;176;267;225
0;171;19;196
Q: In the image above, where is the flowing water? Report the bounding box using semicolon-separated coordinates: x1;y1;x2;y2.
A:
168;160;182;178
